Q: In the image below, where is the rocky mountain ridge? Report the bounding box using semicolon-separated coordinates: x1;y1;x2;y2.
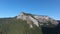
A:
0;12;60;34
17;12;59;28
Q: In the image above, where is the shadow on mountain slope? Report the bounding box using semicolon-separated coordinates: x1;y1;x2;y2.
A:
42;21;60;34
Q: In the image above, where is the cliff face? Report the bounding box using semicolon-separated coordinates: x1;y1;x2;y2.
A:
17;12;59;28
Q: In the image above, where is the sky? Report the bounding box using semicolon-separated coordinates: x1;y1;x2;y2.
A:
0;0;60;20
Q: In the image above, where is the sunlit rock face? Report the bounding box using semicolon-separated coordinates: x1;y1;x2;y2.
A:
34;15;58;26
17;12;27;20
17;12;59;28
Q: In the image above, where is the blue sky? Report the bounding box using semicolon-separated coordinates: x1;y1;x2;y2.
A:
0;0;60;20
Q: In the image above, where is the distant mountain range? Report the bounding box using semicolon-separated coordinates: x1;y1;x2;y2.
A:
0;12;60;34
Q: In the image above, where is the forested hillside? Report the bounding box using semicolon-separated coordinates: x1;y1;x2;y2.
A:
0;18;42;34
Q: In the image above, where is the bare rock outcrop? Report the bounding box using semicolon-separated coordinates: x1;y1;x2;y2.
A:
17;12;59;28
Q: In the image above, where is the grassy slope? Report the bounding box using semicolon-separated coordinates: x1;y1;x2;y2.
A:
0;18;42;34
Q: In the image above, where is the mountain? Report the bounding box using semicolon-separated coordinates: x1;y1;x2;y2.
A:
0;12;59;34
17;12;59;28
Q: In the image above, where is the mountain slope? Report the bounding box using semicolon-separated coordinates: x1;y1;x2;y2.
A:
17;12;59;28
0;12;59;34
0;18;42;34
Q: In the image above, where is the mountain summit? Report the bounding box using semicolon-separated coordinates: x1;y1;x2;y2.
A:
17;12;59;28
0;12;60;34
